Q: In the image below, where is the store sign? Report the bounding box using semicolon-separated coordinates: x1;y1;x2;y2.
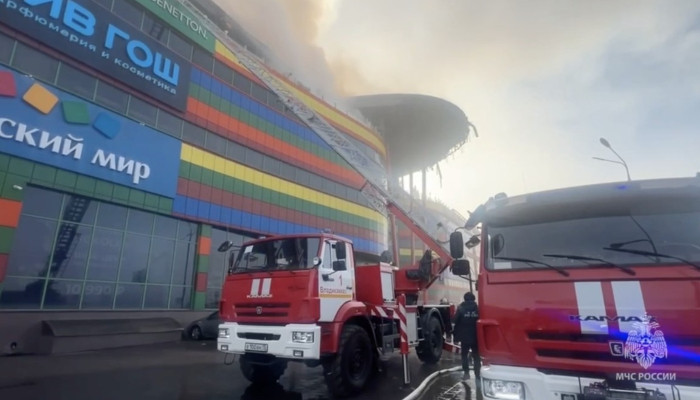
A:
0;0;191;111
131;0;216;52
0;66;181;198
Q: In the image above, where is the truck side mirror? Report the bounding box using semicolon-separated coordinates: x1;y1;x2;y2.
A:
218;240;233;252
335;242;346;259
450;232;464;258
451;259;470;276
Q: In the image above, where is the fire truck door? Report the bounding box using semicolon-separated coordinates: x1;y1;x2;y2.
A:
318;240;354;322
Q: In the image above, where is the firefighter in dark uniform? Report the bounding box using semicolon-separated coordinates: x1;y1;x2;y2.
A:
453;291;480;380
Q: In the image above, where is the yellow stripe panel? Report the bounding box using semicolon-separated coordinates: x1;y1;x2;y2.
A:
181;144;385;224
214;40;246;69
274;77;386;156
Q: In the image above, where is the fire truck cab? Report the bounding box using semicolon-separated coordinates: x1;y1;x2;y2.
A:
217;232;455;397
449;177;700;400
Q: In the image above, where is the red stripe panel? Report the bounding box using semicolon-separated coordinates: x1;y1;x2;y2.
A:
186;98;365;189
0;199;22;228
177;178;368;240
0;253;8;282
195;272;208;292
197;236;211;256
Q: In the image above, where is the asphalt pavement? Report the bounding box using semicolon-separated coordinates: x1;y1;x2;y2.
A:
0;340;478;400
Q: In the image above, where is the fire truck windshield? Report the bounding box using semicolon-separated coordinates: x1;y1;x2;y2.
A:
486;210;700;272
231;237;321;273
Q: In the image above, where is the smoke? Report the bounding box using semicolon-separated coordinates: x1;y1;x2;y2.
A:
211;0;348;102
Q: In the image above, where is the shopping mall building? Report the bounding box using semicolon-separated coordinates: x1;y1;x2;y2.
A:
0;0;474;354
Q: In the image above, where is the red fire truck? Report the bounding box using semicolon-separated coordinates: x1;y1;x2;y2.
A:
216;205;469;397
449;177;700;400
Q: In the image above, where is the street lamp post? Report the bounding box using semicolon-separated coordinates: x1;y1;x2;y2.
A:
593;137;631;181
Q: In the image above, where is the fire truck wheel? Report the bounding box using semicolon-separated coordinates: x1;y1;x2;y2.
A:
324;324;374;397
239;355;287;384
416;316;443;364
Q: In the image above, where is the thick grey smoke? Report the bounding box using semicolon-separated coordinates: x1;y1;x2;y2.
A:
211;0;342;100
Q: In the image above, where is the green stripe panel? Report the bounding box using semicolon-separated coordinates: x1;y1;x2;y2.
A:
180;161;381;232
190;82;353;169
193;292;206;310
200;224;212;238
0;154;174;214
0;227;14;253
196;254;209;274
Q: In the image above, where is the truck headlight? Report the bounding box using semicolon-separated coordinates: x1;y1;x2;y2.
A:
292;331;314;343
218;328;229;339
482;378;525;400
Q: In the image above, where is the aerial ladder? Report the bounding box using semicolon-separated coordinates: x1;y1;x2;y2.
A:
178;0;472;372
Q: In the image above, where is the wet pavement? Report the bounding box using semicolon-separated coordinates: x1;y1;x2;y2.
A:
0;340;477;399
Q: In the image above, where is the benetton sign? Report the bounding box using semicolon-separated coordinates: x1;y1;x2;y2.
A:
131;0;215;52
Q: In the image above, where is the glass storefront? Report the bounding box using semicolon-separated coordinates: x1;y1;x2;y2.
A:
0;186;196;310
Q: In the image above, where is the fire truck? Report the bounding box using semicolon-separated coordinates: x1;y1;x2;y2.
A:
448;177;700;400
216;204;470;397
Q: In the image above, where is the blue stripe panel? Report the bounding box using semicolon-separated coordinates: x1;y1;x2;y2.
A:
174;194;381;254
190;68;331;151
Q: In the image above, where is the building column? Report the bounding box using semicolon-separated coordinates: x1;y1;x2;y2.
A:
0;155;27;294
193;224;212;310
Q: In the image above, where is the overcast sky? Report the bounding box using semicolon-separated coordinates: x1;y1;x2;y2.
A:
217;0;700;215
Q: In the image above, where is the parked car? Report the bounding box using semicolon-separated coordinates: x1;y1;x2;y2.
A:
185;311;220;340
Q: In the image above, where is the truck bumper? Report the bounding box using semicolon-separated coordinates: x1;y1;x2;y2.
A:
217;322;321;360
481;365;700;400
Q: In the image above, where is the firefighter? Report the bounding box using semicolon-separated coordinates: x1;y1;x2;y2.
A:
453;291;480;381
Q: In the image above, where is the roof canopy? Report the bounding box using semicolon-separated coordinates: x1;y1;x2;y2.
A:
348;94;471;177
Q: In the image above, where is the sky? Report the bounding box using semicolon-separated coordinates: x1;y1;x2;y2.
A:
215;0;700;216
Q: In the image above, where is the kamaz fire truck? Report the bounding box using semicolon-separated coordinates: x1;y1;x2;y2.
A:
216;204;469;397
449;177;700;400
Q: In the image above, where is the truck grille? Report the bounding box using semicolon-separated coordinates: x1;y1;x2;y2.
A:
237;332;281;340
235;302;291;318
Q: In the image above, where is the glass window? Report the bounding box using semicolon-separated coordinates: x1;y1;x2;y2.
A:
141;13;169;44
43;279;82;309
21;186;63;218
114;284;144;309
226;141;246;162
182;121;206;148
177;221;197;242
96;203;127;230
86;228;123;281
119;235;150;283
192;47;214;72
233;73;251;93
0;277;44;309
127;209;154;235
213;59;234;83
81;281;116;309
56;63;97;100
91;0;112;9
95;82;129;114
12;42;59;83
144;285;169;308
168;31;193;60
169;286;191;309
205;132;227;156
49;224;92;280
251;82;268;103
127;97;158;127
147;237;175;284
156;110;183;138
154;215;178;238
0;33;15;65
171;241;195;286
112;1;143;28
61;196;97;226
245;148;263;170
6;216;57;278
